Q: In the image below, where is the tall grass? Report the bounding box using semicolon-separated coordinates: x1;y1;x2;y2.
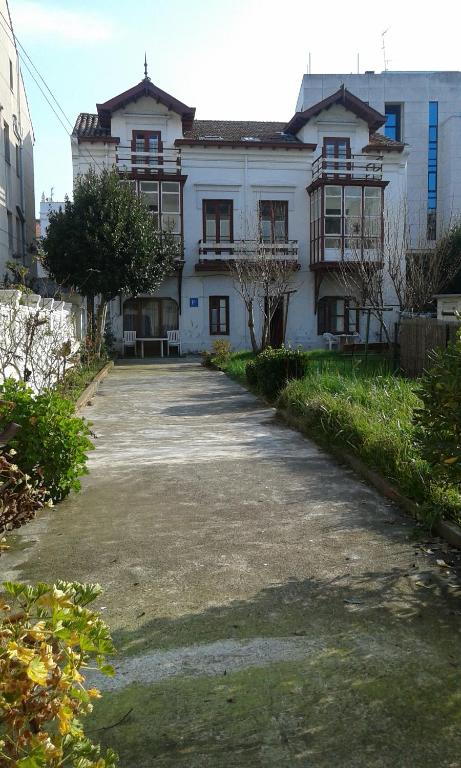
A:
278;370;461;525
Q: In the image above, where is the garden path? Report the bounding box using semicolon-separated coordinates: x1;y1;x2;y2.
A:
4;359;461;767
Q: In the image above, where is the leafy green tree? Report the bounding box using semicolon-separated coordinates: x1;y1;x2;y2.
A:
416;327;461;487
41;168;180;354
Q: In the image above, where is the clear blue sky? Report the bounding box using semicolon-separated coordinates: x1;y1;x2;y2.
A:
9;0;461;213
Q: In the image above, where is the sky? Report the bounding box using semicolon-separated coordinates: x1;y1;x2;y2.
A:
8;0;461;214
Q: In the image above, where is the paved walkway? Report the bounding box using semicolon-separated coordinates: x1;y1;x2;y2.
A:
3;360;461;767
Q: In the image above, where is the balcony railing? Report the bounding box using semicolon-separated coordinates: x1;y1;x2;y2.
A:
116;146;181;175
198;239;299;261
312;153;382;183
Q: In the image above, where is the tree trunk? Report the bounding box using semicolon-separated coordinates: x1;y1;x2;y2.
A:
247;299;259;353
95;300;108;358
87;294;96;345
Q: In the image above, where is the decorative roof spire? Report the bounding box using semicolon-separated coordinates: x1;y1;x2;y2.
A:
143;53;150;81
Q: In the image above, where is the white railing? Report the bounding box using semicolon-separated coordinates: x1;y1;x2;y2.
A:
116;146;181;175
198;240;299;260
312;153;382;182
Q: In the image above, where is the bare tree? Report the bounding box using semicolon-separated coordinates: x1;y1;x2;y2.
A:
229;240;297;353
385;199;461;314
337;197;461;345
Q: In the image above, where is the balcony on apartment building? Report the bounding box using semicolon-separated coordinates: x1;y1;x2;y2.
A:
195;239;299;272
115;145;182;177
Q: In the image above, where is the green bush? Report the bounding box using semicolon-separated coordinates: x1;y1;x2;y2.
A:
416;329;461;487
0;379;93;502
245;347;309;400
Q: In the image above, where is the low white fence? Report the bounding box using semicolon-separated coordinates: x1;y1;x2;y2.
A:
0;290;84;393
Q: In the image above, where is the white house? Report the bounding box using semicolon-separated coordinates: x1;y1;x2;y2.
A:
71;68;408;355
0;0;35;281
298;71;461;247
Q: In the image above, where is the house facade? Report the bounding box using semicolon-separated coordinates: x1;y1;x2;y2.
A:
0;0;35;281
298;71;461;247
72;69;408;354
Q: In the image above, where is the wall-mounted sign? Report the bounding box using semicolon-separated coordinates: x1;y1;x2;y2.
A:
189;298;199;307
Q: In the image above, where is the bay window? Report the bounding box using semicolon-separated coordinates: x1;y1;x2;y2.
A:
139;180;181;234
310;184;383;261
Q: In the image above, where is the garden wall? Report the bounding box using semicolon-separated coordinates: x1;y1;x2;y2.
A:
400;317;461;377
0;289;84;393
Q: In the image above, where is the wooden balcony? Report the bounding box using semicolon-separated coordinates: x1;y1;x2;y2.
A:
196;240;299;272
311;153;383;183
116;146;181;177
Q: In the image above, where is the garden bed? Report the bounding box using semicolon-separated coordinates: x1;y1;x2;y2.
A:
214;349;461;528
55;357;113;404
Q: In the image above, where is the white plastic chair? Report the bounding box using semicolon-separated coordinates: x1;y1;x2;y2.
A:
323;332;340;351
123;330;136;356
167;330;181;356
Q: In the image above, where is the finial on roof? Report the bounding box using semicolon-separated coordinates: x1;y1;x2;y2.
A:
144;53;150;81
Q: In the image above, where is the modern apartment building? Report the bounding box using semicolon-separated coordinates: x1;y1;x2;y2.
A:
0;0;35;280
298;71;461;246
71;68;409;354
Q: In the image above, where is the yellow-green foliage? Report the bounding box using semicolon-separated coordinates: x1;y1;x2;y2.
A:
0;581;118;767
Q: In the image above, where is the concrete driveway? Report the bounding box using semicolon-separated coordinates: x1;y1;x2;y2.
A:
3;359;461;767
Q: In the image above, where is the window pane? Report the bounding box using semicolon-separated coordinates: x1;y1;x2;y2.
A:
325;199;342;216
140;181;158;192
162;182;180;193
345;217;361;236
162;193;180;212
325;186;341;196
220;218;230;240
162;213;180;233
345;187;361;217
325;218;341;235
325;237;341;248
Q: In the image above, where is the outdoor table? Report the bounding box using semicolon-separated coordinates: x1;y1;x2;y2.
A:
136;337;168;358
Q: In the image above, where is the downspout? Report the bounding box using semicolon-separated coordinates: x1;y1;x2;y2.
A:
15;43;26;266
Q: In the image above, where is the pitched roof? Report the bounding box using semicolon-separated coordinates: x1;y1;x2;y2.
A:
182;120;299;142
284;86;387;135
177;119;316;149
364;131;405;152
73;113;110;139
96;78;195;131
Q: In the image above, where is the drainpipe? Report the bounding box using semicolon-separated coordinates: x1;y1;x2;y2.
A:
15;51;26;266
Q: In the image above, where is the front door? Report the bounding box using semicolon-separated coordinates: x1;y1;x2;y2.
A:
269;298;285;348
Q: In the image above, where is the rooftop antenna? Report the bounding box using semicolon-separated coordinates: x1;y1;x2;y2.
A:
143;52;150;81
381;28;390;72
357;53;360;74
307;52;311;75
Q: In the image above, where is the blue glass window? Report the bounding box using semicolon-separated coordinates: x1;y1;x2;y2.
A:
385;104;401;142
427;101;438;240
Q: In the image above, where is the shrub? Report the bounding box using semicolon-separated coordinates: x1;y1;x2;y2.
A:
0;379;93;502
0;581;117;767
0;452;48;537
245;346;309;400
211;339;232;363
416;329;461;487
